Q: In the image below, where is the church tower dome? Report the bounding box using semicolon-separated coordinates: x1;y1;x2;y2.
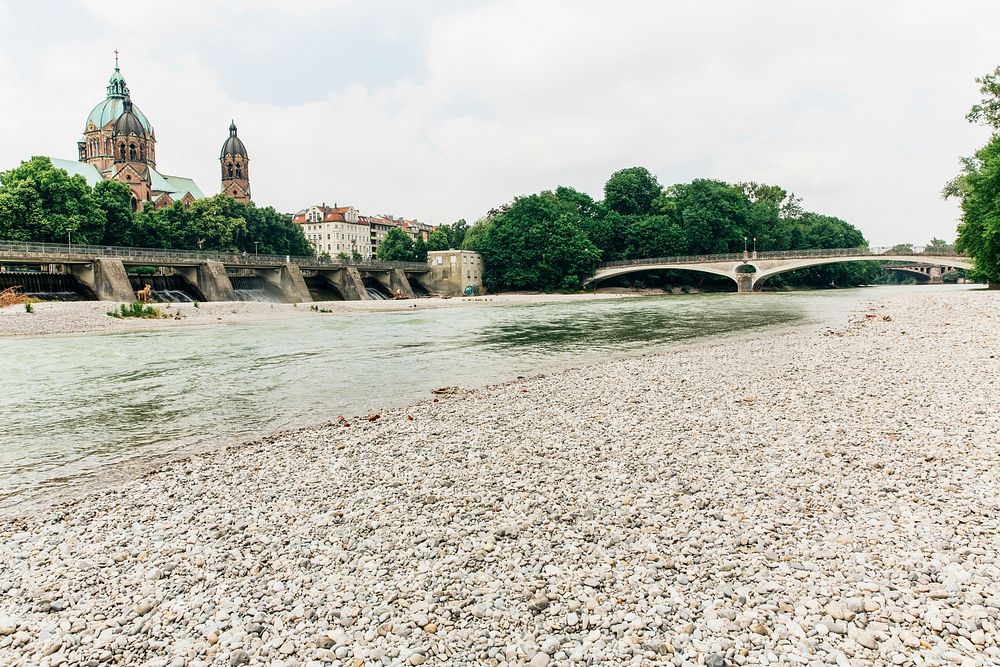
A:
80;55;155;171
220;121;251;204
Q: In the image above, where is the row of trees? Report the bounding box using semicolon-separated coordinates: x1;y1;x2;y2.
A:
454;168;879;292
946;67;1000;285
0;157;312;256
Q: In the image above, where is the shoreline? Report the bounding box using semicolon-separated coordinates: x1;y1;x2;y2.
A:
2;289;998;665
0;290;669;339
0;309;820;519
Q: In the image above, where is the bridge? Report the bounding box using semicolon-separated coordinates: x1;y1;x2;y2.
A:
882;263;967;284
0;240;431;303
587;246;974;292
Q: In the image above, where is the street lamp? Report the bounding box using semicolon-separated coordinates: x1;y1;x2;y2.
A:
253;241;259;258
753;237;757;258
67;229;72;253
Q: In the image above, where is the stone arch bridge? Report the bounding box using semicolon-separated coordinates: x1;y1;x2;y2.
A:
586;247;973;292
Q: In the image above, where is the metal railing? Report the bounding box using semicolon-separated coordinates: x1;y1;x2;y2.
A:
0;239;428;271
596;245;964;269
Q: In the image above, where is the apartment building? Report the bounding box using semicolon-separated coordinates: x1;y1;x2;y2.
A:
292;204;372;259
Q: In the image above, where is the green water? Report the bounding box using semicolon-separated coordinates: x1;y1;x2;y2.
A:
0;286;960;510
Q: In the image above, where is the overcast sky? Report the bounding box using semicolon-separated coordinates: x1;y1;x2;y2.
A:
1;0;997;245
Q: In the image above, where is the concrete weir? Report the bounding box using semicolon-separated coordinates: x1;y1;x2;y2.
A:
68;258;136;302
0;242;432;302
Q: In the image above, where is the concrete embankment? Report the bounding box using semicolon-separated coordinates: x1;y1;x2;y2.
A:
1;290;998;665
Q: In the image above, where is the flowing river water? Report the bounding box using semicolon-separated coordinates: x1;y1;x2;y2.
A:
0;285;967;512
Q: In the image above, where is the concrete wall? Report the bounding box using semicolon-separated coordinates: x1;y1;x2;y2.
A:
256;265;312;303
69;259;136;302
424;251;484;296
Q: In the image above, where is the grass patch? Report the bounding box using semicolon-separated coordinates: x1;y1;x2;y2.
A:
107;302;163;319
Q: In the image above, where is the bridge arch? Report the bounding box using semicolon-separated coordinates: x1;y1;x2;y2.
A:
585;263;738;289
750;255;973;290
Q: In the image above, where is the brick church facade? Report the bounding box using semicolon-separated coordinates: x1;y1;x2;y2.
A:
50;57;252;212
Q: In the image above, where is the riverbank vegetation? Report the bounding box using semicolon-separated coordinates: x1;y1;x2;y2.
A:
470;168;883;292
0;157;311;256
945;66;1000;285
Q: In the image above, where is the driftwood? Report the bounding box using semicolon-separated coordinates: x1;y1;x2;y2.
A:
0;286;28;308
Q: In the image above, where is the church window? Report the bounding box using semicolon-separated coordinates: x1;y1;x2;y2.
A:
129;144;137;161
227;163;234;177
236;164;242;178
130;196;138;212
106;137;112;154
119;143;126;161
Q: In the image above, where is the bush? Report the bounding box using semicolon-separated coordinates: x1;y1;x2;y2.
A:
107;302;161;319
24;301;34;313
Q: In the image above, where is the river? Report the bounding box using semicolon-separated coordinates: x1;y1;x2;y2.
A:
0;285;968;511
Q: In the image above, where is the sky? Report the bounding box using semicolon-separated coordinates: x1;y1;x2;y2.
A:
0;0;998;246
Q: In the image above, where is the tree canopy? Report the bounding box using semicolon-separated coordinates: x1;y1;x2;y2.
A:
376;226;417;261
477;192;600;291
473;168;877;291
0;156;311;256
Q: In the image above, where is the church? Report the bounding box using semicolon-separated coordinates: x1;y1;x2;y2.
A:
49;57;251;212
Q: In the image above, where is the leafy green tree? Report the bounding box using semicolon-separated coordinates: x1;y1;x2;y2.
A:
426;228;450;251
927;237;950;249
668;179;750;254
953;134;1000;284
377;226;416;261
94;180;135;246
623;215;687;259
413;236;428;262
967;65;1000;129
478;192;600;291
461;218;492;251
436;219;468;249
603;167;662;216
0;156;105;244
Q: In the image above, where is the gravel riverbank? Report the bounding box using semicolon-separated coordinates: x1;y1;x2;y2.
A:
0;291;645;338
1;289;998;666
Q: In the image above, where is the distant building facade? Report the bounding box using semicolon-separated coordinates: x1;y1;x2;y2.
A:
46;57;250;212
425;250;484;295
292;204;372;259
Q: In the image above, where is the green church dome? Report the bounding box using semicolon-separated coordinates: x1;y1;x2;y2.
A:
84;65;153;134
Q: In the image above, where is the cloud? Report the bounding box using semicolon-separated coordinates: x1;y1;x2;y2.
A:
1;0;997;245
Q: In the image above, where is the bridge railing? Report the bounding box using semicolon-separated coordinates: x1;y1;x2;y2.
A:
595;245;962;269
0;239;428;271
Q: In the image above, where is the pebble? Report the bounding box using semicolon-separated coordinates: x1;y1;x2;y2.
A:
1;290;998;666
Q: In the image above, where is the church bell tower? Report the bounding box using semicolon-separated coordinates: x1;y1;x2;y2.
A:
220;121;251;203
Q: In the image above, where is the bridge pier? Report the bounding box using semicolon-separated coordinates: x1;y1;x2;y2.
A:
390;268;415;298
171;261;236;302
736;273;753;293
69;259;136;302
253;264;311;303
313;267;369;300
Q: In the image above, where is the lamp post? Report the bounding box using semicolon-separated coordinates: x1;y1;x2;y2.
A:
753;237;757;259
67;229;72;254
254;241;259;258
743;236;748;260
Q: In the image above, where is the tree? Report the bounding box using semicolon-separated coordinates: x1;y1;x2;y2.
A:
953;134;1000;284
668;179;750;254
623;216;687;259
426;227;450;251
967;65;1000;129
461;218;492;251
94;180;136;246
603;166;662;217
413;236;428;262
377;226;416;261
927;237;950;249
478;192;600;291
0;156;105;244
437;219;468;249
